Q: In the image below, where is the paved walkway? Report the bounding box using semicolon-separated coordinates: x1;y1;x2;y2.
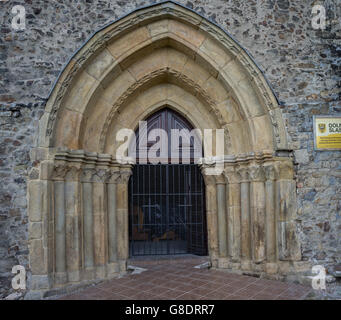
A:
59;256;312;300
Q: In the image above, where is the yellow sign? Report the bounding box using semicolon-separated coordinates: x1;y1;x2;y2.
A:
314;116;341;150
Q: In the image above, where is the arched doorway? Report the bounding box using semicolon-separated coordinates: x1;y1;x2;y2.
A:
27;2;306;298
128;108;208;256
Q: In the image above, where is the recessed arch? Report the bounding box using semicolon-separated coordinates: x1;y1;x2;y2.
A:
41;1;288;154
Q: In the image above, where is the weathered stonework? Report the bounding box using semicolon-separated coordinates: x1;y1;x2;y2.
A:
0;0;340;299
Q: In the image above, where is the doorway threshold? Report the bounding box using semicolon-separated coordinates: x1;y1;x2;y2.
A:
128;254;210;268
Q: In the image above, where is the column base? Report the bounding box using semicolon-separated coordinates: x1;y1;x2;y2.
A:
54;272;67;285
82;267;95;281
241;260;252;271
217;257;229;269
266;262;278;274
107;262;120;278
67;270;81;283
30;275;52;290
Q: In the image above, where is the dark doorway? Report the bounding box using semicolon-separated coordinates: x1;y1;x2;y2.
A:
128;108;208;256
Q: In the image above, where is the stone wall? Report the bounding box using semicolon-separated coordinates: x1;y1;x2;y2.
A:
0;0;340;299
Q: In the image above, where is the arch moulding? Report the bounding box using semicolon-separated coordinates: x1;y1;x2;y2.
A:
27;1;308;298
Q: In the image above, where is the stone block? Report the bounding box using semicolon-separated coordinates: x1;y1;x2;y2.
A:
24;290;44;300
107;262;119;277
147;19;169;38
266;262;278;274
168;20;205;48
67;270;80;283
217;257;229;269
54;109;83;149
294;149;310;164
276;180;297;221
202;76;229;104
86;48;115;81
199;37;233;69
28;181;44;222
30;275;51;290
278;221;301;261
107;26;150;59
102;70;136;104
29;222;42;240
29;239;46;275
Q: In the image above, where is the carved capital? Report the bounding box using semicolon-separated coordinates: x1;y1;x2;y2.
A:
52;164;68;181
224;166;240;184
200;165;217;186
236;166;249;183
81;168;95;183
248;164;265;182
264;163;277;181
116;169;132;185
92;168;108;183
65;165;82;181
215;174;226;185
107;169;121;184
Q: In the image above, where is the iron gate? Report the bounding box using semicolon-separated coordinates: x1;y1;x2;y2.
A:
129;164;208;256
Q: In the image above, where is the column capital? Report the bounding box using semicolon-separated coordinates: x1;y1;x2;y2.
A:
248;163;265;182
224;166;240;184
107;168;121;184
116;168;132;184
263;162;278;181
236;165;249;183
199;164;217;186
215;174;226;185
52;163;69;181
92;168;108;183
81;167;95;183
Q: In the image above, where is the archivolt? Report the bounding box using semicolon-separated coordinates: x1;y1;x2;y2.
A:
41;0;288;157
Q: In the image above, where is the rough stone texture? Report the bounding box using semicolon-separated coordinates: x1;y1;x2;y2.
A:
0;0;340;299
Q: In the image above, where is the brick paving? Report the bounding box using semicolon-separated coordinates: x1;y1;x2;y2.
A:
59;256;312;300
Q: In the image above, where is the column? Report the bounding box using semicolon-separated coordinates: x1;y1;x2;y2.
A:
249;163;266;264
92;168;108;278
107;168;120;276
64;165;82;282
216;175;227;258
81;167;94;274
52;165;68;284
264;162;277;273
237;166;251;270
200;166;219;267
116;166;132;272
224;166;241;264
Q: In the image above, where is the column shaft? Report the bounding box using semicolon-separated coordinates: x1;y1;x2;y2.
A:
228;182;241;261
82;182;94;268
217;183;227;257
240;180;251;261
107;182;117;262
65;179;82;281
54;181;66;274
92;181;107;268
265;177;276;262
116;182;129;261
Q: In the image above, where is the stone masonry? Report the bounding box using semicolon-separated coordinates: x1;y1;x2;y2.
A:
0;0;340;299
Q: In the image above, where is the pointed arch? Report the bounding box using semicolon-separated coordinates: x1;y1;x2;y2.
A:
39;0;288;156
27;2;304;299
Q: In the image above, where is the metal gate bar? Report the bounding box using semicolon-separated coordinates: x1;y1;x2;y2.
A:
128;164;208;256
